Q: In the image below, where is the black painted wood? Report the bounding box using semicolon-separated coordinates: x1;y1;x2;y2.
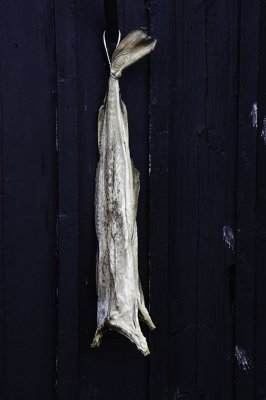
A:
1;1;266;399
235;0;260;399
0;0;57;399
53;0;79;399
166;1;240;399
148;0;169;399
104;0;119;44
255;1;266;399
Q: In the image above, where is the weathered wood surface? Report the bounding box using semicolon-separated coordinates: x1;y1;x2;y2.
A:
167;1;239;398
1;0;266;399
256;4;266;400
235;0;260;399
0;0;57;399
53;0;80;399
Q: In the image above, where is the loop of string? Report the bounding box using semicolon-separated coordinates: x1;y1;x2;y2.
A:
103;30;121;78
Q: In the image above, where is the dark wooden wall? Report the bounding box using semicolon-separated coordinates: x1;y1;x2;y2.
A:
1;1;266;399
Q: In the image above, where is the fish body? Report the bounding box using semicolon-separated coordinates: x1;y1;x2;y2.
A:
91;29;156;355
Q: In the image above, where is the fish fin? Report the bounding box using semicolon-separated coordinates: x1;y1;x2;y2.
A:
138;280;156;330
97;104;105;151
91;326;104;348
111;28;157;78
91;317;151;355
131;161;140;219
107;318;151;356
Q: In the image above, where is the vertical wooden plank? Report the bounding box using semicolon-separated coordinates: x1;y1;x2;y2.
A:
195;1;239;399
152;0;240;399
167;1;205;397
0;38;6;400
54;0;79;398
235;0;260;398
77;1;151;399
0;0;57;398
255;1;266;398
76;6;105;393
148;0;169;399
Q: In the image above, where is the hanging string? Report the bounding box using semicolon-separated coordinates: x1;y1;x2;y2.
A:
103;29;121;68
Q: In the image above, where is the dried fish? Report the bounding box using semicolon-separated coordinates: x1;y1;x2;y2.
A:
91;28;157;356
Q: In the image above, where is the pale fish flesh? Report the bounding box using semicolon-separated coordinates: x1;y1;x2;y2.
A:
91;28;157;356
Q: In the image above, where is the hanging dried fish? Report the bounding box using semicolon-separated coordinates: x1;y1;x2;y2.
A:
91;28;157;356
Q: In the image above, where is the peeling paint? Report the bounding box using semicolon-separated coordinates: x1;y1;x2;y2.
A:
250;103;258;128
173;387;180;400
235;345;253;372
261;116;266;144
223;225;235;253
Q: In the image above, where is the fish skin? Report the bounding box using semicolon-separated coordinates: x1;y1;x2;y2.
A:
91;29;157;355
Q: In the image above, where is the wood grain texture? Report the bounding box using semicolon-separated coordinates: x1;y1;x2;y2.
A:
194;1;239;398
255;1;266;399
53;0;79;399
0;0;57;398
235;0;260;399
149;1;240;399
148;0;170;399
